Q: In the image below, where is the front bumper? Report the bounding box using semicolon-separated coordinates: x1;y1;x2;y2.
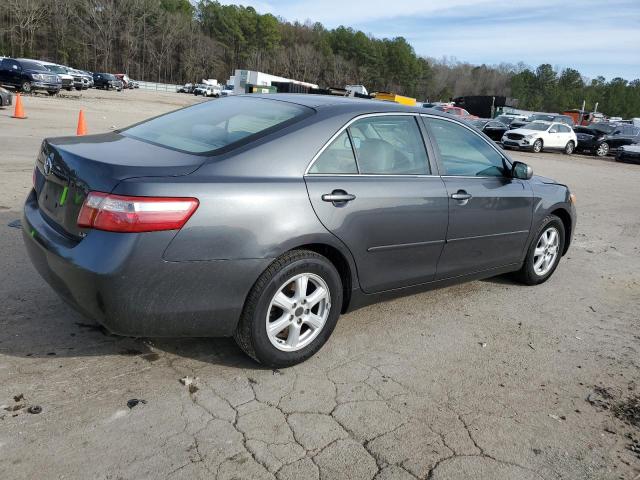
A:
502;138;535;150
32;81;61;92
22;190;271;337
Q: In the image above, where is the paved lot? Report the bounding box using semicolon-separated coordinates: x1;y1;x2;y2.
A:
1;90;639;480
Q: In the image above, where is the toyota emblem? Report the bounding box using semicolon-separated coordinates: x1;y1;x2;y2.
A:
43;154;54;176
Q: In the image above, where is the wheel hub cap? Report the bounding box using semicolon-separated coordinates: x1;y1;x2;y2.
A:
533;227;559;276
266;273;331;352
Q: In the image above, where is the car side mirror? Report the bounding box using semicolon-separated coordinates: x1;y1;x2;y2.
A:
512;161;533;180
549;128;557;133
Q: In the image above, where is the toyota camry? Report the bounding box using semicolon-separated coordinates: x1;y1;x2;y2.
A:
23;94;577;366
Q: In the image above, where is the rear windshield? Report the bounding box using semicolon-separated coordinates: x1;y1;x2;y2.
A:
122;97;312;154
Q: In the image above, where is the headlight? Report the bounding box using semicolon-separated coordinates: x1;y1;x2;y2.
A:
524;134;535;139
31;73;44;81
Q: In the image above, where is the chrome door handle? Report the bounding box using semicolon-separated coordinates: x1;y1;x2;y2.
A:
322;190;356;205
451;192;472;200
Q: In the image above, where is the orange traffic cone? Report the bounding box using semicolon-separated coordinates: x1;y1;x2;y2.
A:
12;93;27;119
76;110;87;136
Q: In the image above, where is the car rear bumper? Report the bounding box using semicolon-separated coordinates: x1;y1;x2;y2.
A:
22;190;271;337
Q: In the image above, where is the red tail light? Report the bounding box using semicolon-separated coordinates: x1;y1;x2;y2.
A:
77;192;199;233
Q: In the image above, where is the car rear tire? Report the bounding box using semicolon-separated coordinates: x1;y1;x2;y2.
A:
516;215;565;285
564;141;575;155
234;250;343;367
532;139;543;153
595;142;609;157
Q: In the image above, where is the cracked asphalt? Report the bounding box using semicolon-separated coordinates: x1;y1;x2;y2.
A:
1;90;639;479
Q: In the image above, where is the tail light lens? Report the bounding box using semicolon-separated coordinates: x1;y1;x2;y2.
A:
77;192;199;233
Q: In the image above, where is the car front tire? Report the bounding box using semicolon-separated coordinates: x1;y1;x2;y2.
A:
21;81;32;93
532;139;543;153
516;215;565;286
234;250;343;367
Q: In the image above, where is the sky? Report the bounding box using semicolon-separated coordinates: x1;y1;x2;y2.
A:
220;0;640;81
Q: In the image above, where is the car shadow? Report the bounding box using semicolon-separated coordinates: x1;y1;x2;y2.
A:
0;295;261;370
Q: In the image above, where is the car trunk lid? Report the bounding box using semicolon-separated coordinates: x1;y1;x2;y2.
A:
35;132;205;239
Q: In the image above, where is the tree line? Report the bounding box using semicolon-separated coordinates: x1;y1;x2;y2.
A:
1;0;638;117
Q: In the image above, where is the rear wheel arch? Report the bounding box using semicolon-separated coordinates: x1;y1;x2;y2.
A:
289;243;354;313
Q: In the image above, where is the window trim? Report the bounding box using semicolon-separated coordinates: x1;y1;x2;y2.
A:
304;112;437;177
420;114;513;179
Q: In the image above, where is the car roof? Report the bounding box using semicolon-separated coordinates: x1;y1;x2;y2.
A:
248;93;445;116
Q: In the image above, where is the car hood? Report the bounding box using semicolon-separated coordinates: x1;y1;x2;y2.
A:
530;174;558;185
621;144;640;153
508;128;546;136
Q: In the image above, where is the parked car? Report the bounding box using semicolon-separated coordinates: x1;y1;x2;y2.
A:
194;84;221;97
22;95;576;366
432;105;477;119
615;144;640;164
575;123;640;156
178;83;195;93
0;58;61;95
220;85;235;97
65;68;89;90
510;114;574;130
494;114;527;127
469;118;509;142
40;62;74;91
502;121;578;154
115;73;135;89
93;72;122;91
0;86;13;107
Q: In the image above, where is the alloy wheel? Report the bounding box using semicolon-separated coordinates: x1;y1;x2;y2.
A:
266;273;331;352
533;227;559;276
596;143;609;157
533;140;542;153
22;82;32;93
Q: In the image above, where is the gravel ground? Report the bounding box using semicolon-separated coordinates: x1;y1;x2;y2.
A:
0;89;639;480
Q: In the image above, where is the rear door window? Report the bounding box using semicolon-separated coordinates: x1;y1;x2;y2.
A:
308;131;358;174
122;97;312;154
348;116;430;174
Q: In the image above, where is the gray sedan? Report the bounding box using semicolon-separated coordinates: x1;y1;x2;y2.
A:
23;94;576;366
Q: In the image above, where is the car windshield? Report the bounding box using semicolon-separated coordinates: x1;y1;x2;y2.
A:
589;123;615;134
523;122;550;131
20;60;48;71
470;120;488;128
122;96;313;154
495;116;513;124
528;114;555;122
45;65;67;74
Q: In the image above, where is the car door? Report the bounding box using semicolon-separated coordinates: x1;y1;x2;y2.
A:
0;59;20;87
618;126;638;148
607;126;627;149
305;114;449;293
546;123;563;148
422;116;533;279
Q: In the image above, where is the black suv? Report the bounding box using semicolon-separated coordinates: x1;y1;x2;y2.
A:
93;73;123;91
510;114;574;130
575;123;640;156
0;58;61;95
